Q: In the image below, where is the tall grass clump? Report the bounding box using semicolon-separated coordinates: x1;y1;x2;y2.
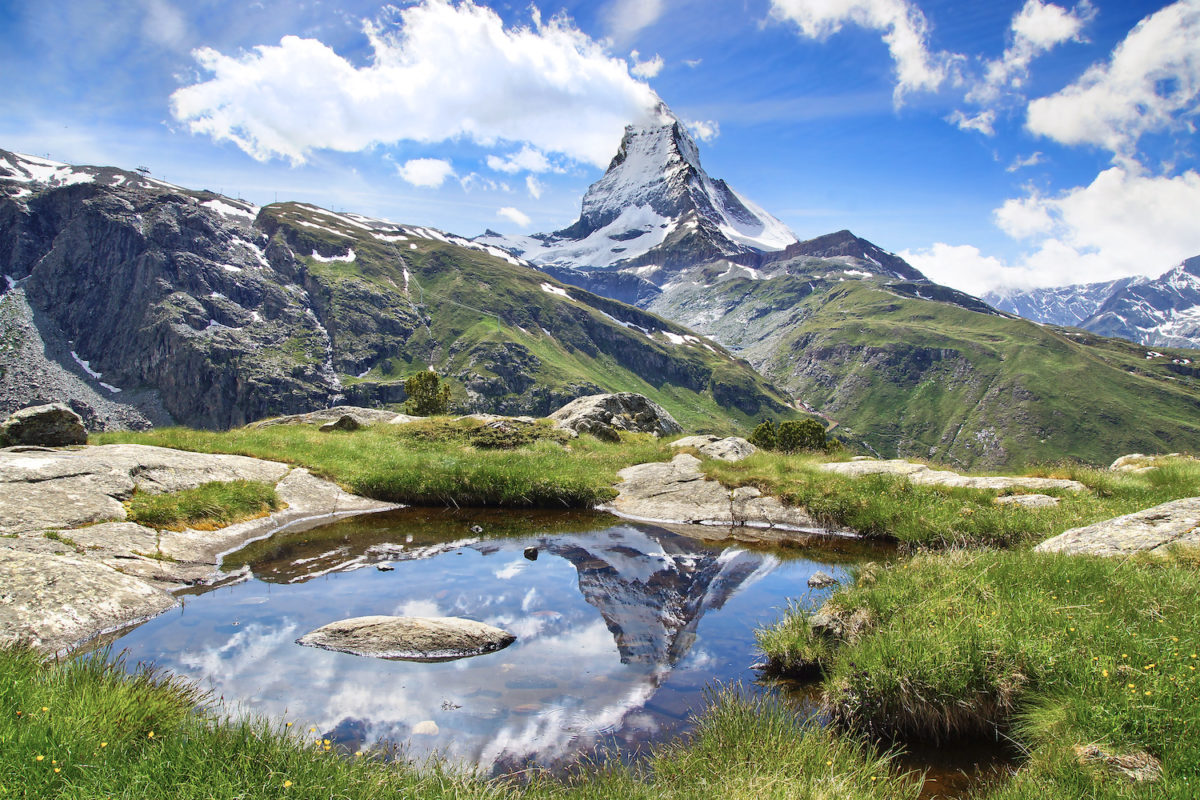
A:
124;480;281;531
704;452;1200;548
757;548;1200;797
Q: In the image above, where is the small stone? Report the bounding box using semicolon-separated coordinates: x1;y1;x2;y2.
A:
523;546;538;561
807;570;838;588
470;525;484;534
296;615;516;661
411;720;439;736
995;494;1060;509
319;414;361;433
0;403;87;447
376;563;395;572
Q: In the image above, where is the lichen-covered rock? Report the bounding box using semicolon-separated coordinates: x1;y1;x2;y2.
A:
248;406;414;429
319;414;361;432
807;570;838;588
670;435;756;461
296;615;515;661
1035;497;1200;556
0;403;87;447
549;392;682;440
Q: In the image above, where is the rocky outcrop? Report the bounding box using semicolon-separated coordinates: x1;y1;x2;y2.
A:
1035;497;1200;556
0;402;87;446
246;406;417;429
296;615;515;661
602;453;834;535
550;392;682;441
819;459;1086;492
670;434;756;461
0;444;399;654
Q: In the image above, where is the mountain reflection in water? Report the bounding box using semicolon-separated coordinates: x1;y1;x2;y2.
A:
109;509;874;772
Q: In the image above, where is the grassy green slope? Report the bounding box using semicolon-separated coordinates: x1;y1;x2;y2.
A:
260;204;793;433
756;280;1200;468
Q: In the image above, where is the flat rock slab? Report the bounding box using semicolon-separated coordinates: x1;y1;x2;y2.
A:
602;453;830;533
995;494;1061;509
671;435;757;462
297;615;515;661
0;549;177;655
819;459;1086;492
1035;497;1200;556
0;443;291;535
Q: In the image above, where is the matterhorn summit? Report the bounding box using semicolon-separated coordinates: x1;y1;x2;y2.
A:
478;103;796;271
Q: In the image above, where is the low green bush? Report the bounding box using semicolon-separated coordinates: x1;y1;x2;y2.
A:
124;480;281;531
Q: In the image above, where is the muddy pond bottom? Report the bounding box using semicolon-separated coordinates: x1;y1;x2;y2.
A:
108;508;993;787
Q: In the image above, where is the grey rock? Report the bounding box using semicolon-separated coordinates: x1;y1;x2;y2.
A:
376;563;395;572
995;494;1060;509
549;392;682;440
0;548;177;656
248;406;412;429
1110;453;1190;472
0;403;87;447
819;459;1086;492
601;453;827;533
1035;497;1200;556
319;414;361;433
523;546;539;561
671;435;757;462
296;615;516;661
807;570;838;588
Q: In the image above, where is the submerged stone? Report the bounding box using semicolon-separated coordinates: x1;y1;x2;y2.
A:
296;615;516;661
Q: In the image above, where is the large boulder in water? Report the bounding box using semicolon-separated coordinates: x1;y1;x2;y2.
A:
549;392;682;441
296;615;516;661
0;403;87;447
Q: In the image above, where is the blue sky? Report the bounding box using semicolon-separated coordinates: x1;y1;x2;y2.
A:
1;0;1197;294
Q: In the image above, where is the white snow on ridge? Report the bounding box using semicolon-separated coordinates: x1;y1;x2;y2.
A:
372;232;408;243
69;350;103;379
540;282;570;298
294;219;349;239
203;198;259;220
3;275;13;291
843;269;874;279
310;248;356;263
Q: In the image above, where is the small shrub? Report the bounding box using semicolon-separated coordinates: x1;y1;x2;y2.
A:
748;420;777;450
776;419;826;453
404;371;451;416
125;480;281;531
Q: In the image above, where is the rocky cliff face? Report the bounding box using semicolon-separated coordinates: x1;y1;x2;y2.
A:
0;149;792;430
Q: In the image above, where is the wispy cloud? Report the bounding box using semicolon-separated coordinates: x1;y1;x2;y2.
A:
630;50;664;78
604;0;665;43
497;206;532;227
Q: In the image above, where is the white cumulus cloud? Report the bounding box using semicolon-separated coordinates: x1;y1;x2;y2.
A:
769;0;956;102
486;145;557;174
630;50;665;78
498;206;532;227
970;0;1094;105
1025;0;1200;158
395;157;455;188
684;118;720;142
906;166;1200;294
170;0;660;167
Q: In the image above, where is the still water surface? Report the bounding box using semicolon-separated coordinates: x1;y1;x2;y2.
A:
107;508;1007;795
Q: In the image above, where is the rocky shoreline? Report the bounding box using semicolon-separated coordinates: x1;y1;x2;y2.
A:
0;443;398;655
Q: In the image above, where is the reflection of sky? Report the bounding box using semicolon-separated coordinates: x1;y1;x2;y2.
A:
111;522;856;770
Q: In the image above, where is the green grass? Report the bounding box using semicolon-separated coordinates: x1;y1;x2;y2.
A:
702;452;1200;547
94;419;675;509
0;646;920;800
123;480;282;531
756;548;1200;797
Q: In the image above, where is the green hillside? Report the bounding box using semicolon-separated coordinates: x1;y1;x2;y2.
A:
260;203;794;433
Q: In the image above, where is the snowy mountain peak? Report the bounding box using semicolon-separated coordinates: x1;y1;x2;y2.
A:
476;103;796;271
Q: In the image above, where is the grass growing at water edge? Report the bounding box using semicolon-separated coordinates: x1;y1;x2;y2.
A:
1;645;921;800
95;418;674;509
124;480;282;531
704;452;1200;547
757;548;1200;797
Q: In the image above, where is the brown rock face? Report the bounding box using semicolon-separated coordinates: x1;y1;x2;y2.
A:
296;615;516;661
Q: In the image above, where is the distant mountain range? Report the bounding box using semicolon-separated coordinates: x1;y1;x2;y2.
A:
0;147;790;432
984;257;1200;350
480;108;1200;468
2;106;1199;468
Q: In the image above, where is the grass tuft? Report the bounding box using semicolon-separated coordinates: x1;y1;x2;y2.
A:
124;480;282;531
